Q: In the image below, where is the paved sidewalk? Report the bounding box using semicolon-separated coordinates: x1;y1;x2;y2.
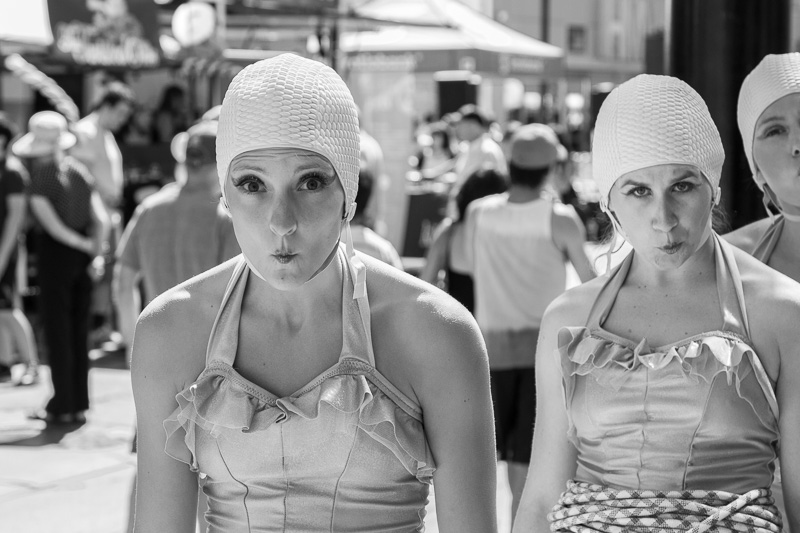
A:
0;353;136;533
0;352;514;533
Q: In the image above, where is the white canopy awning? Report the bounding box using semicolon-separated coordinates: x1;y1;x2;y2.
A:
0;0;53;46
342;0;563;75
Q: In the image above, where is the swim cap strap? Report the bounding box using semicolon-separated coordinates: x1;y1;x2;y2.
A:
344;221;367;299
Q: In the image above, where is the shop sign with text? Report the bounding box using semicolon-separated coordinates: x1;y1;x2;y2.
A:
47;0;161;68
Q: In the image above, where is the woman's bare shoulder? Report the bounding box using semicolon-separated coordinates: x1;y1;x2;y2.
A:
133;258;239;383
723;218;772;254
364;255;485;380
733;245;800;322
366;254;476;333
542;275;607;331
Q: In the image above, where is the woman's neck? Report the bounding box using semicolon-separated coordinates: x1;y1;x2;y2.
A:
776;215;800;262
627;232;717;290
246;253;344;328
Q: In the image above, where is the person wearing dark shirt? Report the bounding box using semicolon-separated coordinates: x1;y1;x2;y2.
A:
12;111;110;424
0;114;39;386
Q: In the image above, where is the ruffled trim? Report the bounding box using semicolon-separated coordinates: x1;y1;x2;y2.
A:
163;360;435;484
557;326;779;440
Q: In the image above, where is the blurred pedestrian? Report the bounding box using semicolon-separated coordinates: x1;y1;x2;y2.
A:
420;167;508;312
358;108;389;238
70;81;135;350
151;85;190;144
13;111;110;424
452;104;507;188
348;167;403;269
416;122;456;181
114;120;239;357
463;124;595;525
71;81;134;214
0;113;38;386
132;54;496;532
115;119;238;533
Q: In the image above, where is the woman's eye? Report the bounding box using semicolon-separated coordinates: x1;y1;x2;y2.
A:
234;176;265;194
627;187;649;197
762;126;785;138
673;181;695;193
299;174;330;191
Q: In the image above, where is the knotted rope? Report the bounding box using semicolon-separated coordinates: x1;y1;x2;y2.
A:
549;480;782;532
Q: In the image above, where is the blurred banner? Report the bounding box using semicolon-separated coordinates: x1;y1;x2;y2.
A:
46;0;161;68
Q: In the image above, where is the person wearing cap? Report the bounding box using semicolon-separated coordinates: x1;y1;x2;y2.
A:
131;54;496;532
13;111;110;424
114;120;239;359
727;53;800;287
514;75;800;531
452;104;507;188
115;119;238;533
461;122;594;524
724;51;800;531
0;113;39;386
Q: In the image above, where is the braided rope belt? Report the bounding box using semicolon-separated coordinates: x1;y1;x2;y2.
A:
548;480;782;532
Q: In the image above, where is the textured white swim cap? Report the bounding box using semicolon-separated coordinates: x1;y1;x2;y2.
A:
217;53;360;219
592;74;724;207
737;53;800;178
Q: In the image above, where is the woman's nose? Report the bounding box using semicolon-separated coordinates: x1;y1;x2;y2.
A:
269;197;297;237
791;128;800;156
652;198;678;233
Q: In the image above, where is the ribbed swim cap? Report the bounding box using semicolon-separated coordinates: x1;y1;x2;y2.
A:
217;53;361;219
737;53;800;179
592;74;724;208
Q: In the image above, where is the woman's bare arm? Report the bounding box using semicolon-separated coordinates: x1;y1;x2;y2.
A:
131;296;203;533
512;299;580;531
419;220;453;285
385;284;496;533
775;296;800;530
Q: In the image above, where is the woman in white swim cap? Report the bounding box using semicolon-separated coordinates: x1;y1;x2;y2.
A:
727;53;800;284
131;53;497;533
514;74;800;531
724;51;800;530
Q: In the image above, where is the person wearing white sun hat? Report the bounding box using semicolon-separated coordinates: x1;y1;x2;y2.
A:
131;53;496;532
513;74;800;531
13;111;110;424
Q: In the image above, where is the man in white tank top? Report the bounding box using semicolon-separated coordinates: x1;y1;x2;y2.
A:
462;123;595;525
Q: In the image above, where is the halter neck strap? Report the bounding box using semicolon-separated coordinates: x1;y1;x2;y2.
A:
205;247;376;368
752;215;784;265
585;234;750;339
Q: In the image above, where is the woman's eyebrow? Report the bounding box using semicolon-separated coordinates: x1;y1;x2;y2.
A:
618;179;648;188
295;161;334;172
757;115;783;128
230;164;264;173
671;169;700;181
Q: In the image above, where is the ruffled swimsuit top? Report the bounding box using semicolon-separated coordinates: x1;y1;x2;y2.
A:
164;248;435;532
559;234;779;493
753;214;785;264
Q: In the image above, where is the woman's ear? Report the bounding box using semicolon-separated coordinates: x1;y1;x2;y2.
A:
753;169;766;191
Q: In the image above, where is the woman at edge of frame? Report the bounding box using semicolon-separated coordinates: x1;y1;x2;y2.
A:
724;51;800;531
513;74;800;531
